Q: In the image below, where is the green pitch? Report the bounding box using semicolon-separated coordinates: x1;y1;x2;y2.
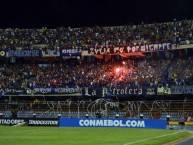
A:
0;126;191;145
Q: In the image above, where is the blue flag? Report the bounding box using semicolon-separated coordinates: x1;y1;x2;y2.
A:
161;64;170;86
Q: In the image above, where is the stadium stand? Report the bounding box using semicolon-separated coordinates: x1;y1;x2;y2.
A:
0;19;193;123
0;19;192;50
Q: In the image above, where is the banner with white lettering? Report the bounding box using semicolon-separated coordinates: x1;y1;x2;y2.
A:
83;86;157;97
0;118;59;126
61;49;82;56
59;118;166;129
88;43;172;55
1;88;81;96
3;88;26;95
8;50;40;57
28;119;59;126
0;119;27;126
32;87;81;95
171;85;193;94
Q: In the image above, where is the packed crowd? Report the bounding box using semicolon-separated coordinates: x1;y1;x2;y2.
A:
0;19;193;50
0;58;192;89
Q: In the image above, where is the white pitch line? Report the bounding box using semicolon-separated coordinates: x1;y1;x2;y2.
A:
123;131;183;145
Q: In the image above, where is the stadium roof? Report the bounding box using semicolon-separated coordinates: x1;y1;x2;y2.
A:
1;0;193;28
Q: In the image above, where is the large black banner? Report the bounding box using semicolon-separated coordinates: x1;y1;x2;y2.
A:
2;85;193;97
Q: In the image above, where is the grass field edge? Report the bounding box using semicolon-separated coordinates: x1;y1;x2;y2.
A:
162;131;193;145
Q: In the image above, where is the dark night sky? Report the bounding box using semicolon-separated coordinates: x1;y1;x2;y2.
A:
1;0;193;28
